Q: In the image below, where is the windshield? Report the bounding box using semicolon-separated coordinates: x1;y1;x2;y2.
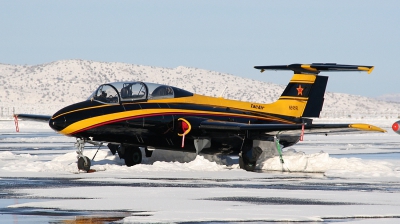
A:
92;84;119;104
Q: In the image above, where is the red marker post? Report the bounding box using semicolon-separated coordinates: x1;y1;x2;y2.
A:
14;114;19;132
300;123;305;141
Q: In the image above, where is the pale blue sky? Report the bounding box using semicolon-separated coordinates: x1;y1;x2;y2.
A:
1;1;399;97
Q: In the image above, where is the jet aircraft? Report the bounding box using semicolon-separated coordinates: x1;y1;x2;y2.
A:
15;63;386;172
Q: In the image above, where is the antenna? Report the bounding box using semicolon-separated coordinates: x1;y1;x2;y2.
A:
219;86;228;98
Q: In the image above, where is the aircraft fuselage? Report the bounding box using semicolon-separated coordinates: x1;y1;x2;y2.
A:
49;99;299;155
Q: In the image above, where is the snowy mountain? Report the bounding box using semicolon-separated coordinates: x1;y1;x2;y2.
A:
1;59;400;118
376;93;400;103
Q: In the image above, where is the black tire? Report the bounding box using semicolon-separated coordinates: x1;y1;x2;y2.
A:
244;162;256;172
124;147;142;167
239;142;262;172
239;156;256;172
239;156;244;169
78;156;91;172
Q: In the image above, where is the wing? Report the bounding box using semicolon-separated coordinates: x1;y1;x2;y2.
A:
14;114;51;123
197;120;386;135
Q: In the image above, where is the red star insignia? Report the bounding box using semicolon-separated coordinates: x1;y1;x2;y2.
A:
296;85;304;96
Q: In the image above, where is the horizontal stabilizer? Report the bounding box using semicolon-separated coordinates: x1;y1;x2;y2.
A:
15;114;51;122
254;63;374;74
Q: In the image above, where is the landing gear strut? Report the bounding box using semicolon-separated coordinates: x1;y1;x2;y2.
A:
75;139;91;172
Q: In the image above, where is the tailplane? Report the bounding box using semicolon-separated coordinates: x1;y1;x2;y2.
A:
254;63;374;118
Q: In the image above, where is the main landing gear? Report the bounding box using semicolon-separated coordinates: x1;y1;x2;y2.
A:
239;139;263;172
124;146;142;167
108;143;149;167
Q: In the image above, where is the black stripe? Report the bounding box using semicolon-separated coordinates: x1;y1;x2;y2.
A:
302;76;328;117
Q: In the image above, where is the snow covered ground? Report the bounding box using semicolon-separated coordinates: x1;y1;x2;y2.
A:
1;120;400;223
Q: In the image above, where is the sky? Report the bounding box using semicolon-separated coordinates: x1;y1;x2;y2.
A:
1;0;399;97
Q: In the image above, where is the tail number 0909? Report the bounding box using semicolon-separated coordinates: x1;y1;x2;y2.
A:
289;105;298;110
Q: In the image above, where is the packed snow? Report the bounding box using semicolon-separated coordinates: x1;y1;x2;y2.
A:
1;120;400;223
1;120;399;178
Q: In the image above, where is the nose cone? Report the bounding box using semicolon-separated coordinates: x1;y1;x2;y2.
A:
392;121;400;134
49;106;70;132
49;115;67;132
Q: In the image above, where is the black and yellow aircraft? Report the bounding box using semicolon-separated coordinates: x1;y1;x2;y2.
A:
15;63;385;172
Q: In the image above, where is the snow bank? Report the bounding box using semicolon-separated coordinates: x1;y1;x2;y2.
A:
1;120;399;178
1;147;399;179
0;149;228;175
258;148;400;178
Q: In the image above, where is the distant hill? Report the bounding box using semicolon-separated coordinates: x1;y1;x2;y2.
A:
376;93;400;103
1;59;400;118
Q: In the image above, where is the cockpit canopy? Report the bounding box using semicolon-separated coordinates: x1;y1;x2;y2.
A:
89;82;193;104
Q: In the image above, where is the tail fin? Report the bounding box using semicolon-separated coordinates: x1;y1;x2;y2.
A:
279;73;328;117
254;63;374;118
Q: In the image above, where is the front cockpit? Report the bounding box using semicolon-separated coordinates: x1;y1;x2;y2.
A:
88;82;193;104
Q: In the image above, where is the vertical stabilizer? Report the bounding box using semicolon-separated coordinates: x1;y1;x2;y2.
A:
276;73;327;118
254;63;374;118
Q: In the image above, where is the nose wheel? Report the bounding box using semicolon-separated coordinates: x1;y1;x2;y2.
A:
75;139;92;172
77;156;91;172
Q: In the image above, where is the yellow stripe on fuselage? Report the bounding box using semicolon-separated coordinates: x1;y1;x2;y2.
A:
278;96;308;100
150;92;308;118
60;107;293;135
139;73;316;119
60;73;317;135
52;104;113;119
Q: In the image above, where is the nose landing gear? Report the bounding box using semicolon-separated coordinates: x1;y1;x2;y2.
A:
77;156;91;172
75;139;91;172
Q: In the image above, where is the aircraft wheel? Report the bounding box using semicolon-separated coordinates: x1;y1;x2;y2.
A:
124;147;142;167
239;156;244;169
239;156;256;172
78;156;91;172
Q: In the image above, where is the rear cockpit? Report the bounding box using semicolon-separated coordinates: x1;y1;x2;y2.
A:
89;82;193;104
